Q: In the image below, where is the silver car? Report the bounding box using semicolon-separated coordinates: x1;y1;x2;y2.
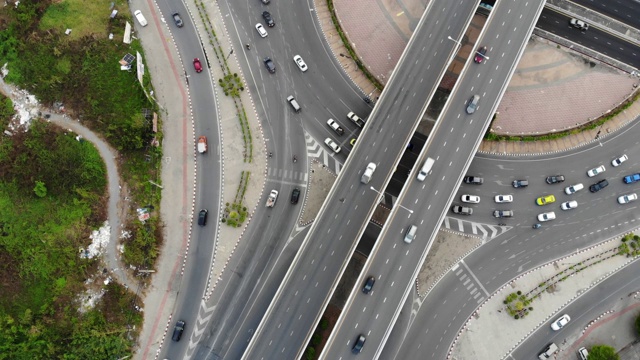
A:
324;138;341;153
466;95;480;114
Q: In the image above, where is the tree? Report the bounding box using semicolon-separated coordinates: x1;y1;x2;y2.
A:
33;181;47;198
636;312;640;336
589;344;619;360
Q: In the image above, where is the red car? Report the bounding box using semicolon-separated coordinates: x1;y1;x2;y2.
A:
193;58;203;73
474;46;487;64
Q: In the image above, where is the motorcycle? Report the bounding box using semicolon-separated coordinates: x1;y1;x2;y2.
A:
246;44;251;50
293;155;297;163
532;223;541;229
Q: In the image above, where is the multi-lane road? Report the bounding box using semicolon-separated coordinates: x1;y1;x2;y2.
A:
537;9;640;68
150;0;640;358
322;0;548;358
242;0;480;358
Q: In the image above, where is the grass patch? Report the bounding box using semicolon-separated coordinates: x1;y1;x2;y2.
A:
40;0;124;41
0;1;159;356
0;120;139;358
1;0;163;272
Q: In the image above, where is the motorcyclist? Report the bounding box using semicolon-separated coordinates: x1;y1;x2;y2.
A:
293;155;297;163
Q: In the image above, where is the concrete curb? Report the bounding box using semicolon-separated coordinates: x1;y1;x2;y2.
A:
444;230;640;360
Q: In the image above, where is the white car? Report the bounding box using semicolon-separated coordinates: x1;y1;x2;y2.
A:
587;165;606;177
461;194;480;204
551;314;571;331
255;23;268;38
538;211;556;222
293;55;308;72
612;154;628;167
494;194;513;203
560;200;578;210
361;162;376;184
324;138;341;153
618;193;638;204
134;10;148;27
564;183;584;195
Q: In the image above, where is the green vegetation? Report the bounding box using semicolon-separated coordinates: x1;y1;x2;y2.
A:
588;344;619;360
327;0;384;91
503;236;638;319
619;233;640;256
0;0;161;356
0;0;163;271
485;89;640;142
635;312;640;337
223;171;250;227
194;0;253;162
0;119;141;358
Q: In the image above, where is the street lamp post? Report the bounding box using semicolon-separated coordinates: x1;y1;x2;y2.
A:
447;36;463;50
369;186;414;214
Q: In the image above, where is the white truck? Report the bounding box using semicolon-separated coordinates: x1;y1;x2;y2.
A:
265;189;279;207
326;119;344;135
197;136;208;154
347;111;366;128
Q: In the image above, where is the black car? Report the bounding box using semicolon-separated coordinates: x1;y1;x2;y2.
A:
198;209;208;226
590;179;609;193
172;320;185;341
512;179;528;188
362;276;375;294
463;176;483;185
546;175;565;184
262;11;275;27
352;334;366;354
172;13;183;27
452;205;473;215
263;57;275;73
291;188;300;204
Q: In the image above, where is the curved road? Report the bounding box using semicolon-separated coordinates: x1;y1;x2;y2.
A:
383;114;640;360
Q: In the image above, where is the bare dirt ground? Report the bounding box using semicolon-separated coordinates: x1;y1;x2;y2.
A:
416;231;483;296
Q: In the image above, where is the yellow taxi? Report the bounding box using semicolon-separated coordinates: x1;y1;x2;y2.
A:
536;194;556;206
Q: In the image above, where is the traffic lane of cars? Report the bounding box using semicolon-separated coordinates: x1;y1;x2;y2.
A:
244;14;369;156
452;154;639;225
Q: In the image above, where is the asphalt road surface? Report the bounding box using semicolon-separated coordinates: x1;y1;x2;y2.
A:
190;0;375;358
241;0;479;358
381;115;640;360
572;0;640;29
513;259;640;359
152;0;223;358
537;8;640;69
321;0;547;358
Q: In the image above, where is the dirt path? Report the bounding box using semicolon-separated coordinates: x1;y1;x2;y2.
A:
0;78;137;291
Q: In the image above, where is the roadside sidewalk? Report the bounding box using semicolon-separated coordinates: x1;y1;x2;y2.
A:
451;235;640;360
479;95;640;155
131;0;195;358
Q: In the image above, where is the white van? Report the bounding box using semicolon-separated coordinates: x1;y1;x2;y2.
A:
416;157;435;181
361;162;376;184
404;225;417;244
538;343;558;359
286;95;301;113
134;10;148;27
